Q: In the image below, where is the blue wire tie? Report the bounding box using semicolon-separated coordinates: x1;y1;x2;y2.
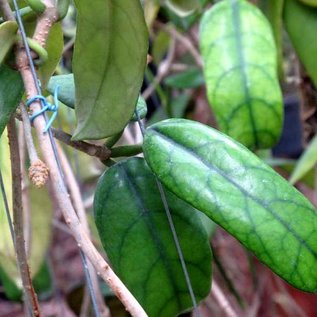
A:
26;86;60;133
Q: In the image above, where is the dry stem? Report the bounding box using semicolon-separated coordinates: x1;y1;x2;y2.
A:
7;118;41;317
57;144;111;317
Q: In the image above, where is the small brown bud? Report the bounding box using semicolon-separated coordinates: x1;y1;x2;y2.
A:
29;159;49;187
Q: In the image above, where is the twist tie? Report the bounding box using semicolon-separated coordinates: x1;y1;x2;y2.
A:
26;86;60;133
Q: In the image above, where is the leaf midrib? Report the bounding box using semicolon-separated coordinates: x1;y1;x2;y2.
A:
231;0;259;148
150;127;317;260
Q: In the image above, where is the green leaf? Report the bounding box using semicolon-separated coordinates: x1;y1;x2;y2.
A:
284;0;317;89
166;0;201;17
143;118;317;292
200;0;283;150
0;21;18;64
94;158;212;317
299;0;317;7
131;95;148;121
47;74;75;108
0;65;24;137
47;74;147;120
72;0;148;140
37;22;63;88
289;134;317;185
258;0;284;79
164;68;205;89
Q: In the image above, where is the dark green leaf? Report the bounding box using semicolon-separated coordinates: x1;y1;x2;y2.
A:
200;0;283;149
164;68;205;88
143;119;317;292
72;0;148;140
284;0;317;88
94;158;212;317
0;65;24;137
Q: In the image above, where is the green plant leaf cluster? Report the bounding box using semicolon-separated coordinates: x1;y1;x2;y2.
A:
200;0;283;150
94;158;212;317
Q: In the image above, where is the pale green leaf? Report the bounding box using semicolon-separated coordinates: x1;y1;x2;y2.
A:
0;21;18;64
200;0;283;149
289;134;317;184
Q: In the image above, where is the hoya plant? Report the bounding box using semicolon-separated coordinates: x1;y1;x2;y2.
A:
1;0;317;316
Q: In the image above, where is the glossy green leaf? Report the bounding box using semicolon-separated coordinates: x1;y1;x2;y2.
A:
200;0;283;150
166;0;200;17
164;68;205;89
37;22;63;87
143;119;317;292
72;0;148;140
47;74;147;120
0;21;18;64
289;134;317;185
94;158;212;317
131;95;148;121
284;0;317;88
0;65;24;137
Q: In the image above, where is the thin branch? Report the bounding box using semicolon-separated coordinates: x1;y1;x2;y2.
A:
211;280;240;317
15;112;112;161
52;129;111;161
11;4;148;316
7;118;41;317
142;38;176;100
20;103;49;187
155;21;203;68
57;144;111;317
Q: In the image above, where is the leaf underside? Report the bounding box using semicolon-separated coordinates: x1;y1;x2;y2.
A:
0;65;24;137
143;119;317;292
94;158;212;317
72;0;148;140
200;0;283;150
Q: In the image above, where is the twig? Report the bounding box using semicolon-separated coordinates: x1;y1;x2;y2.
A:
142;38;176;100
52;129;111;161
155;21;203;68
18;123;32;257
211;280;240;317
7;118;41;317
20;103;49;187
57;144;111;317
15;112;112;161
10;3;148;316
